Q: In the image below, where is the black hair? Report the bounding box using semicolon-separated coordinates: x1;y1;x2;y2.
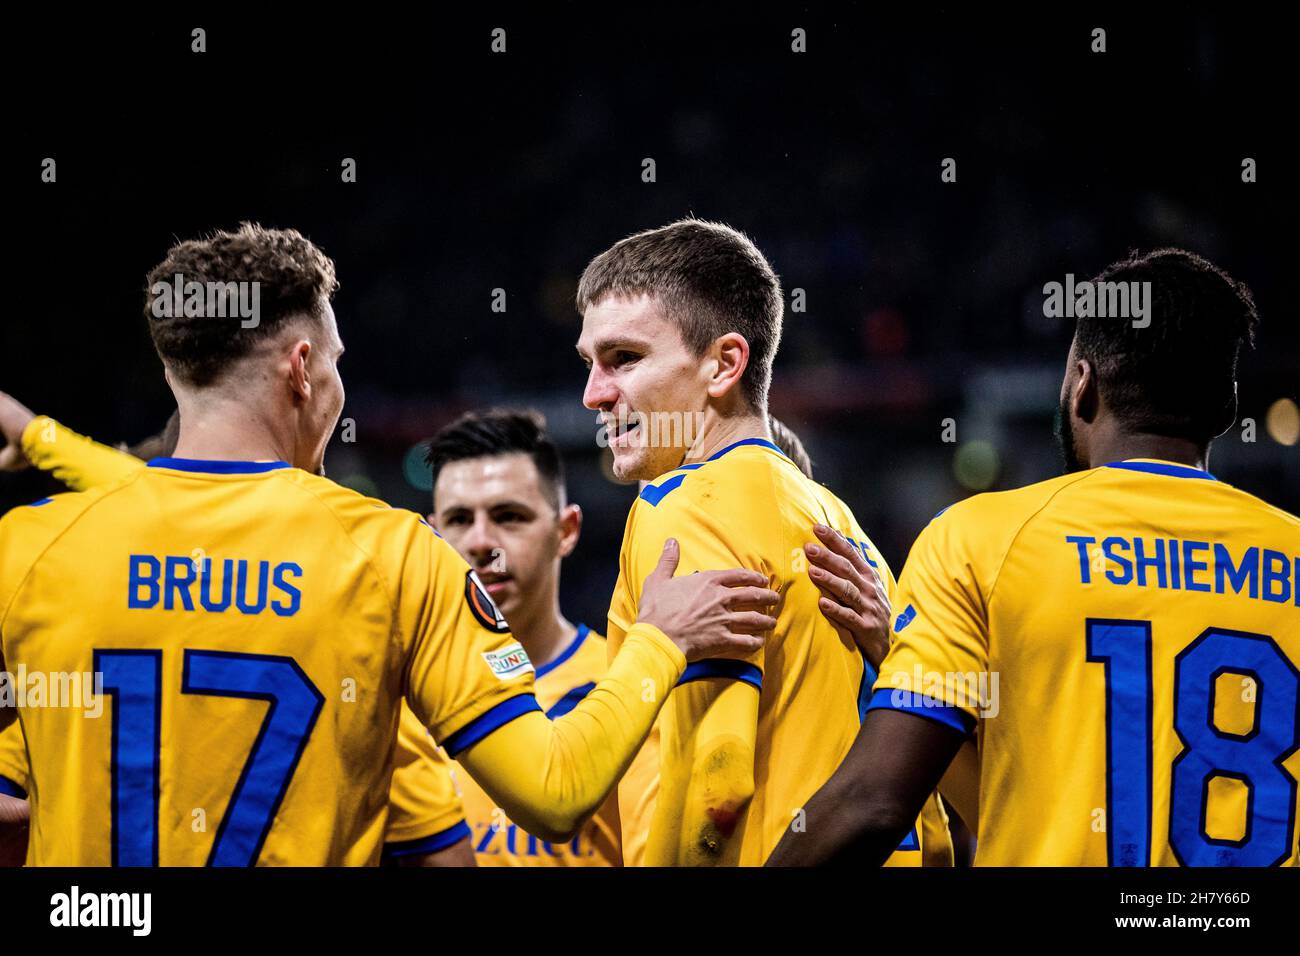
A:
425;408;565;508
1076;248;1259;443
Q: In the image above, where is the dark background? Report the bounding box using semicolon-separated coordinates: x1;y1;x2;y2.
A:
4;4;1296;629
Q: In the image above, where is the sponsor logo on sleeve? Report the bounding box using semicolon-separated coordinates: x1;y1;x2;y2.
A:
481;643;534;681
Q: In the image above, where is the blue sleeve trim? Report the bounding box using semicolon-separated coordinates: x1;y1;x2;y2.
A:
865;687;976;736
441;694;543;756
0;775;27;799
381;819;472;860
545;681;597;719
676;660;762;690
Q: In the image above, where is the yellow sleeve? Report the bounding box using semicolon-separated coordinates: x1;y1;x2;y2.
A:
454;623;686;843
21;417;144;492
872;507;990;730
382;705;468;856
0;721;27;797
398;523;543;747
869;515;973;847
649;679;759;866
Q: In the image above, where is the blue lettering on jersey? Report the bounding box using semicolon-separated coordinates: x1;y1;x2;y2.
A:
1065;537;1296;605
842;535;880;569
128;554;303;616
473;821;591;860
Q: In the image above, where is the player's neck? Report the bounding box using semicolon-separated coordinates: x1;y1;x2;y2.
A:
1086;427;1209;472
170;396;300;466
510;600;577;671
682;411;771;464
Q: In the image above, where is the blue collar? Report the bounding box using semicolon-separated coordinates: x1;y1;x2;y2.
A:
1104;460;1217;481
706;437;788;461
147;457;292;474
535;625;590;679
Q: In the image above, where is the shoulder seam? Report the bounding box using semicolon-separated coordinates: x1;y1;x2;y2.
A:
0;471;148;633
983;470;1107;609
266;473;408;651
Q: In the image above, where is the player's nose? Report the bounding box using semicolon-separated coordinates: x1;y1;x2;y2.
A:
583;365;618;412
462;513;500;560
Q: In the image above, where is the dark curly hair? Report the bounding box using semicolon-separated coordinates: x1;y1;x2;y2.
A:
1076;248;1259;443
144;222;339;386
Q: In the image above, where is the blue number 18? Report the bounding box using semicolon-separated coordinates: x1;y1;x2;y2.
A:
1085;619;1299;867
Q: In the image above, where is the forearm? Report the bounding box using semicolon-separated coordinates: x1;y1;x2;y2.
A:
21;416;144;491
0;795;29;867
388;837;476;867
768;709;966;867
772;769;914;867
457;623;685;842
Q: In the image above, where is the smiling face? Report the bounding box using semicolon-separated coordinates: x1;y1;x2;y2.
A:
577;293;712;481
431;452;579;623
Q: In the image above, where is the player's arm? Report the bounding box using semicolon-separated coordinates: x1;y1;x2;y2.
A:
772;510;990;864
0;793;27;867
0;718;28;864
21;415;145;491
1;391;147;489
768;708;966;866
803;522;980;833
419;539;777;844
670;679;759;865
385;834;476;867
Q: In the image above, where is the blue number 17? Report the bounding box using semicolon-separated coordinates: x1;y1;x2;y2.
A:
95;649;324;866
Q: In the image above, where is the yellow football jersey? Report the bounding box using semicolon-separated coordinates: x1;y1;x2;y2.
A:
17;416;472;862
0;457;539;866
382;709;469;860
451;624;634;865
608;437;947;866
874;459;1300;866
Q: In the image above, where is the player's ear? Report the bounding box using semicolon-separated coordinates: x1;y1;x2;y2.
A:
1211;380;1239;439
706;332;750;401
287;339;313;401
1072;357;1099;424
557;503;582;558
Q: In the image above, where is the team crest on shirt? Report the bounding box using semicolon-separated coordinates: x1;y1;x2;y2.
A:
481;643;534;680
465;569;510;633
